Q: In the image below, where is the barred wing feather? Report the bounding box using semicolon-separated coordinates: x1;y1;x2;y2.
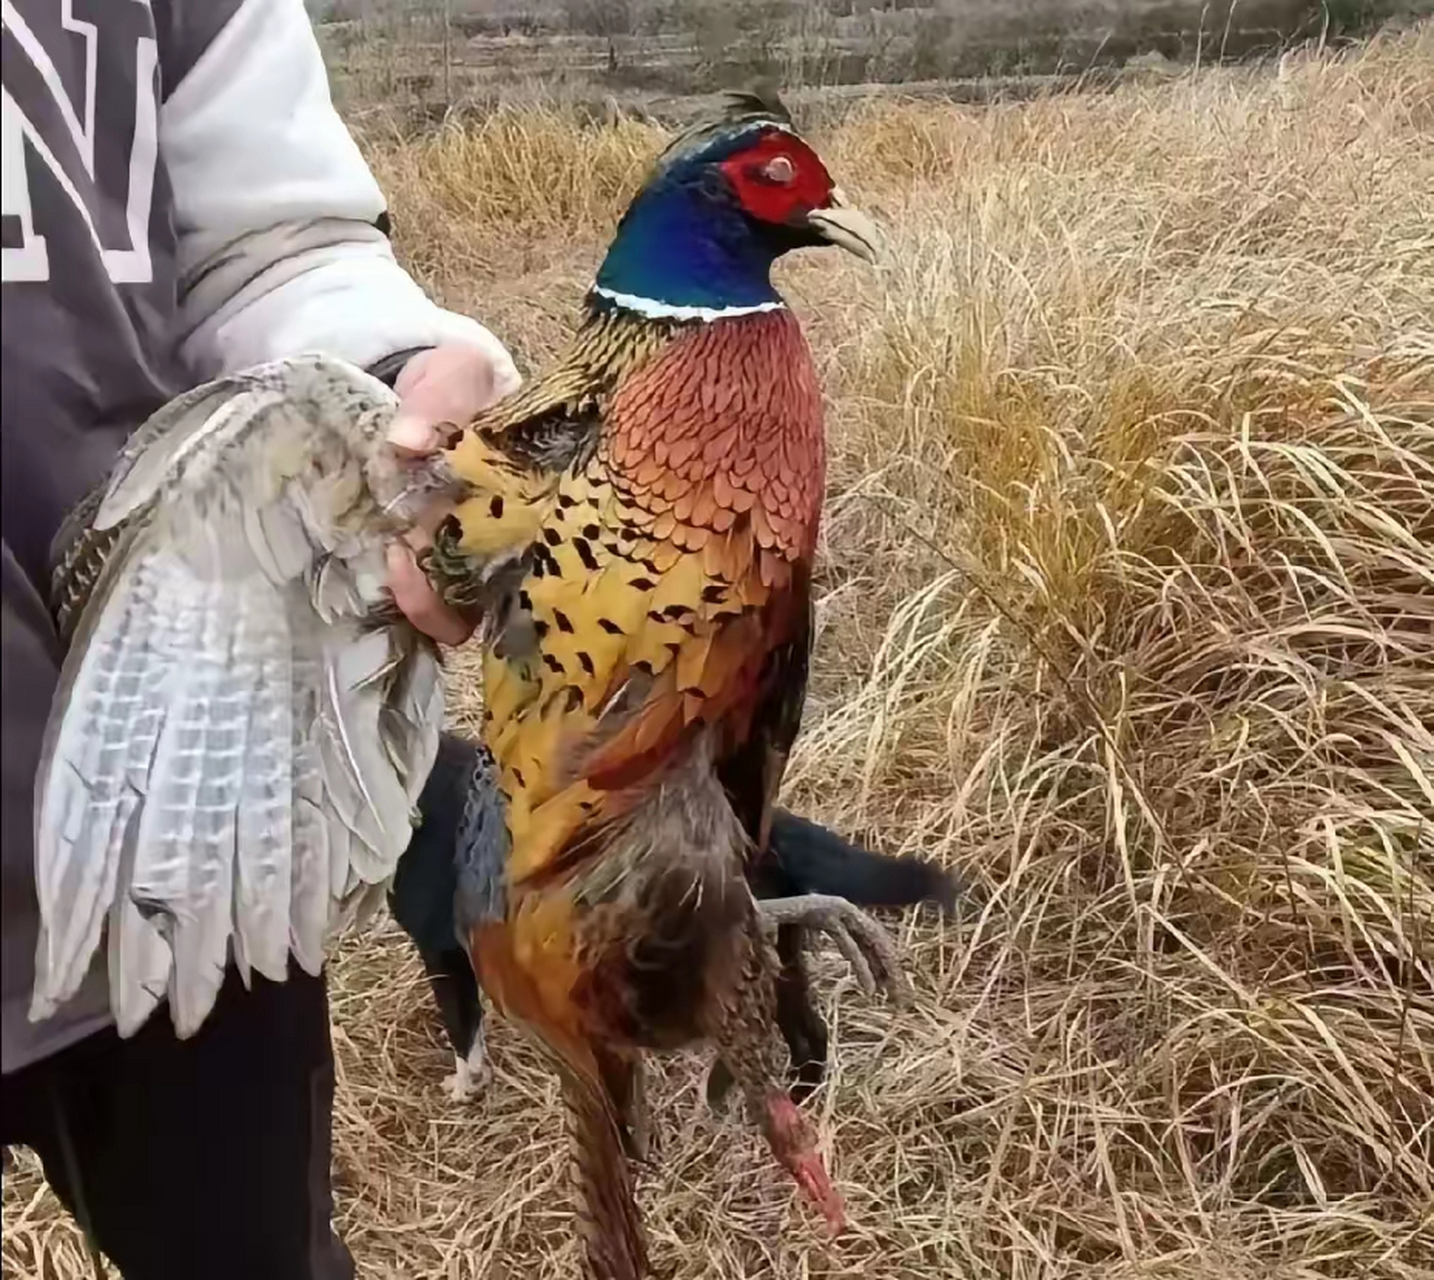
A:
31;355;445;1038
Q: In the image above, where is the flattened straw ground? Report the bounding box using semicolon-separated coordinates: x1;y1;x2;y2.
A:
5;27;1432;1280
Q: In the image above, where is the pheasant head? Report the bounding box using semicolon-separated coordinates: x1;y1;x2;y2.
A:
592;89;882;320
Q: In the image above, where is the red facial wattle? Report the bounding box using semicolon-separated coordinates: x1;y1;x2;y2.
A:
718;130;835;227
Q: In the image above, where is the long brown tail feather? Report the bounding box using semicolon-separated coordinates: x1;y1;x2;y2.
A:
561;1056;648;1280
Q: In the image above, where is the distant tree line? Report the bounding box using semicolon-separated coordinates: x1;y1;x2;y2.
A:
546;0;1420;44
308;0;1426;95
309;0;1424;41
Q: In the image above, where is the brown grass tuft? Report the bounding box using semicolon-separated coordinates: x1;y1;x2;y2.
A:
363;105;664;289
6;27;1433;1280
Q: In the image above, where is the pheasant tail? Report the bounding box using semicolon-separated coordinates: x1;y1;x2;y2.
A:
562;1058;648;1280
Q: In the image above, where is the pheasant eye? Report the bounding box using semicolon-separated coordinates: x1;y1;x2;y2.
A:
760;155;796;185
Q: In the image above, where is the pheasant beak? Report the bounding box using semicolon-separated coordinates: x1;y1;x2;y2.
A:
804;188;884;264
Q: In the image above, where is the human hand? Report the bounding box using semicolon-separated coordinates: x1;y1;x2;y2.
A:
383;342;521;645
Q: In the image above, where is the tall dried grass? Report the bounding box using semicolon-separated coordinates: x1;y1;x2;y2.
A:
5;27;1432;1280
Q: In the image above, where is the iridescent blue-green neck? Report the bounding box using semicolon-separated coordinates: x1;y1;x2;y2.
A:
592;171;786;321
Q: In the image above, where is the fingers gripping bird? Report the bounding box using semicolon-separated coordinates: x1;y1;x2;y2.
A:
32;89;897;1276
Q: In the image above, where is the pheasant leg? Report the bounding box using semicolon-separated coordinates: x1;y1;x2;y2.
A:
626;1059;651;1161
597;1048;652;1163
711;930;847;1235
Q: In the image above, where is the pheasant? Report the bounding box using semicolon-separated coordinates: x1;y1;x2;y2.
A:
405;91;897;1275
31;89;904;1275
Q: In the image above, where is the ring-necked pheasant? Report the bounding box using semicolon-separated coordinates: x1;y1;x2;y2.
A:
32;89;904;1276
426;90;891;1275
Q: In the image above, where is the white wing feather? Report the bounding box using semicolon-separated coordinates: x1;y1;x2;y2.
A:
31;354;445;1038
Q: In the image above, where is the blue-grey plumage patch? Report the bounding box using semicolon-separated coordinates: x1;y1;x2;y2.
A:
453;745;508;933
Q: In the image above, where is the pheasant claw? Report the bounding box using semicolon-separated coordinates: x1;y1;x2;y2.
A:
758;894;914;1008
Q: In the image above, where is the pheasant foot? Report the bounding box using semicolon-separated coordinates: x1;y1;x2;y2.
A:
758;893;914;1007
622;1058;652;1163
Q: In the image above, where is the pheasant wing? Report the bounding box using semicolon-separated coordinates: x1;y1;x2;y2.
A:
32;354;445;1038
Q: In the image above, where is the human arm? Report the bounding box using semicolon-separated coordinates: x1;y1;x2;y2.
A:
158;0;514;640
160;0;514;387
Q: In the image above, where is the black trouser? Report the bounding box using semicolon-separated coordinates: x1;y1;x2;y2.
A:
0;964;352;1280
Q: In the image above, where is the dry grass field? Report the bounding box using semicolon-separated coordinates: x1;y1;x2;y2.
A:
5;25;1433;1280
